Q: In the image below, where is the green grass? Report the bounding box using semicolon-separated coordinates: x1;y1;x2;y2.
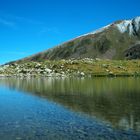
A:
1;59;140;77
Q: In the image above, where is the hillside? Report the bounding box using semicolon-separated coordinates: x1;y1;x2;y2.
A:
15;16;140;63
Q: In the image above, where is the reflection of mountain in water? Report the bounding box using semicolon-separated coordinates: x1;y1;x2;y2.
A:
0;77;140;131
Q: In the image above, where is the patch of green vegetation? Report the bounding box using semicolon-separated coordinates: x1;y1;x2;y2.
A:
94;37;111;53
1;59;140;77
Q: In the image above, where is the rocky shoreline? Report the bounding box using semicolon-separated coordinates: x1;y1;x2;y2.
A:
0;59;140;77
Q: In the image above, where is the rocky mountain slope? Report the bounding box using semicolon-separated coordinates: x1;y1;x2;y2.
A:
14;16;140;62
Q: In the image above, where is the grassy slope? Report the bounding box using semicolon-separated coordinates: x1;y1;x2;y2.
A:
1;59;140;77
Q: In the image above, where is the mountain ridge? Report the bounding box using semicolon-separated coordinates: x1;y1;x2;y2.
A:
11;16;140;63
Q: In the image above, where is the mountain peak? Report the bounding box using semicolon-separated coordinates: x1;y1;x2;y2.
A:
71;16;140;41
115;16;140;35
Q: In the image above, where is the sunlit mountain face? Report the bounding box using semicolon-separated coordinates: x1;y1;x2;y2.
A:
12;16;140;63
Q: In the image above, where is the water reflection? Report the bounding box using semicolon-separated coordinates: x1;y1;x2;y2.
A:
0;77;140;132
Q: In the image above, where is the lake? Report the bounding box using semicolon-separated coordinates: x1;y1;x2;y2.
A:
0;77;140;140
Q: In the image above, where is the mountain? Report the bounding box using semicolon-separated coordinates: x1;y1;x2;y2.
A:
18;16;140;62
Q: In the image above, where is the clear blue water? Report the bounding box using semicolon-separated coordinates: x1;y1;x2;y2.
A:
0;77;140;140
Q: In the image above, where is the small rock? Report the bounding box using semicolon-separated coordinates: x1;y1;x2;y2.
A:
80;72;85;76
45;68;52;73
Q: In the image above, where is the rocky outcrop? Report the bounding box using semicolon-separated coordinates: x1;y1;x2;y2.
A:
125;43;140;59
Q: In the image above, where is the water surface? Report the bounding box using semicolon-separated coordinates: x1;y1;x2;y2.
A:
0;77;140;140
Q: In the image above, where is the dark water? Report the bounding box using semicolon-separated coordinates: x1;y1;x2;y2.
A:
0;77;140;140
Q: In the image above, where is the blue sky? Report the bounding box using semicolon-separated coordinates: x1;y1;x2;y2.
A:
0;0;139;64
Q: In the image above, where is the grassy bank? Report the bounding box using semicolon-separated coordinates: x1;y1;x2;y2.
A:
0;59;140;77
